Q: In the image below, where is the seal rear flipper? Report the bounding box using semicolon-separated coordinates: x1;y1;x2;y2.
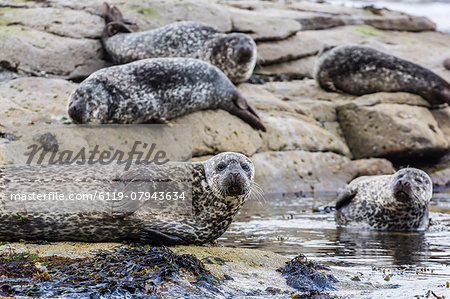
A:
101;2;134;38
335;186;357;210
229;95;266;131
140;228;188;245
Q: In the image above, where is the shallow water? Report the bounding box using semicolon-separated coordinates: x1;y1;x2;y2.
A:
220;192;450;298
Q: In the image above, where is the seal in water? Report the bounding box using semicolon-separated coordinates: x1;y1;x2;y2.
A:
67;58;266;131
314;45;450;106
0;152;255;245
101;2;257;83
335;168;432;231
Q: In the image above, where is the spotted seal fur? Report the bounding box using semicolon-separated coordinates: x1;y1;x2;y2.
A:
0;152;255;245
67;58;266;131
314;45;450;106
335;168;432;231
101;2;257;83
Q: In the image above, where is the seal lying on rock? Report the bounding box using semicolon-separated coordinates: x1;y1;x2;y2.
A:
67;58;266;131
0;152;255;245
335;168;432;231
101;2;257;83
314;45;450;106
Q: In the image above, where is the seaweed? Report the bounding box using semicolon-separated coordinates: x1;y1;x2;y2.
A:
278;254;338;295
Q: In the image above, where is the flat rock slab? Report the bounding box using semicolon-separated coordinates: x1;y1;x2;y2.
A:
0;6;104;39
229;7;301;41
0;25;107;78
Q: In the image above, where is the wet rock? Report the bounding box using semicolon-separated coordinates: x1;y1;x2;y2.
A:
0;7;104;39
257;32;321;64
229;7;301;41
337;96;448;160
352;158;395;177
0;25;107;79
251;150;357;196
172;110;263;157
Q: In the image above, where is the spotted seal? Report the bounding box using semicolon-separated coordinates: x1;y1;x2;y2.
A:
101;2;257;83
67;58;266;131
335;168;432;231
0;152;255;245
314;45;450;106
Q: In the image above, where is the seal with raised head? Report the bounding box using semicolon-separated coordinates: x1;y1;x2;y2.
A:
101;2;257;83
314;45;450;106
67;58;266;131
0;152;255;245
335;168;432;231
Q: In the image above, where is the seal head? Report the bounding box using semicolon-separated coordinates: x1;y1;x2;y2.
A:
203;152;254;198
391;168;432;205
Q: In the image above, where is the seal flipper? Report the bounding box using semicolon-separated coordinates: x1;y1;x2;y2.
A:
101;2;134;38
335;186;357;210
228;94;266;131
141;228;188;245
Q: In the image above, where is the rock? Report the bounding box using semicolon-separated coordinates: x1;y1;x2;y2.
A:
0;77;77;127
0;25;107;79
430;167;450;189
255;55;316;79
229;7;301;41
363;15;436;32
47;0;232;32
0;7;104;39
257;32;321;64
0;242;374;297
238;83;294;113
352;158;395;177
259;111;351;157
432;106;450;143
172;110;263;157
337;97;448;160
251;150;357;196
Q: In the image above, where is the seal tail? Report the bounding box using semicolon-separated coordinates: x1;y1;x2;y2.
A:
228;94;266;132
101;2;134;38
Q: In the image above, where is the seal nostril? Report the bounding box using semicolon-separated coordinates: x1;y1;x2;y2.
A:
68;105;83;124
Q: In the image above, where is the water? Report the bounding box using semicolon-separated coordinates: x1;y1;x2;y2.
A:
324;0;450;32
220;192;450;297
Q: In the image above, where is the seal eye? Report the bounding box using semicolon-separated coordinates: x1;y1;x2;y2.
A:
217;162;227;171
241;163;250;172
398;174;404;179
415;178;422;184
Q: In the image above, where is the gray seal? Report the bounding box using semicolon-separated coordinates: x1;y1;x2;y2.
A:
335;168;432;231
101;3;257;83
314;45;450;106
67;57;266;131
0;152;255;245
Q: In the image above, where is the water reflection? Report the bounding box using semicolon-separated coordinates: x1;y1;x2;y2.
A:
334;228;428;265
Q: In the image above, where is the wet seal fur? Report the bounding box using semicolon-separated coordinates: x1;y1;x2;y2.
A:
335;168;432;231
314;45;450;106
0;152;255;245
67;57;266;131
101;2;257;83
